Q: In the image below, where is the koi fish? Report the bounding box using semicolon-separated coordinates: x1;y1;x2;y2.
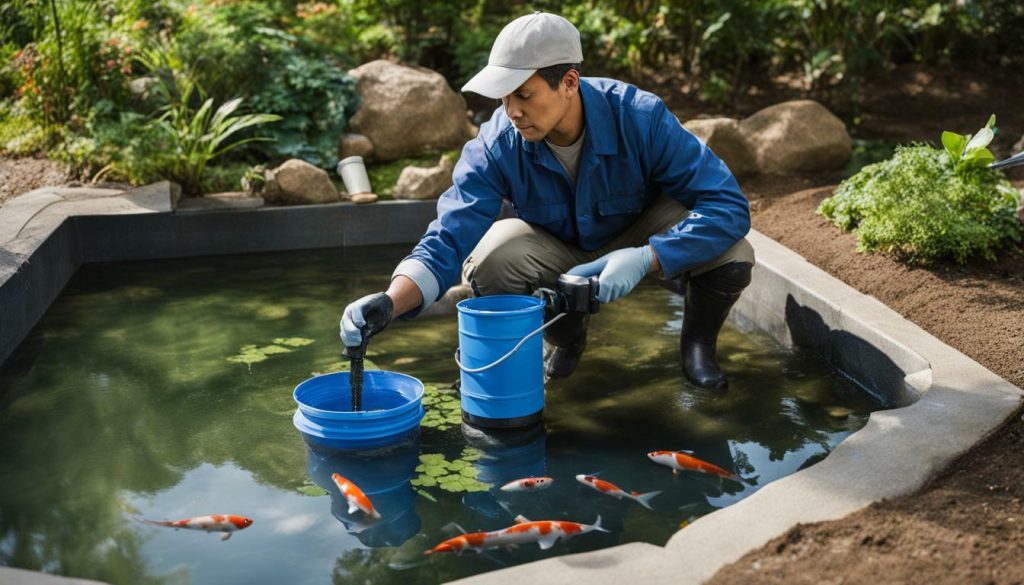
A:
500;477;554;492
647;450;739;481
575;474;660;510
142;514;253;541
425;515;607;555
332;473;381;519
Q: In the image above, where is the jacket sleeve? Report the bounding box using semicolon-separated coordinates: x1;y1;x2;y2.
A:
645;101;751;278
400;137;507;316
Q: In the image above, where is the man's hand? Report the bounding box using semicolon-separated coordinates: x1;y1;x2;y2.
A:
340;292;394;347
566;246;654;303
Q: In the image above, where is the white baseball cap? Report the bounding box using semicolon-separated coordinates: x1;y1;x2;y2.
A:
462;12;583;99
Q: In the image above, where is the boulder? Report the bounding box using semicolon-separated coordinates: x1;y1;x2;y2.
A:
394;155;456;200
738;100;852;175
262;159;340;205
347;60;474;161
338;133;375;160
683;118;756;177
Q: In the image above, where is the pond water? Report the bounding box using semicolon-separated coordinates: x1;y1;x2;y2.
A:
0;245;879;585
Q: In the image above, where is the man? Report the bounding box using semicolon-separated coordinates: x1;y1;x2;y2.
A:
340;12;754;391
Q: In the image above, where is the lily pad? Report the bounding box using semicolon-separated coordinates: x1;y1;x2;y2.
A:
297;485;329;497
419;453;446;464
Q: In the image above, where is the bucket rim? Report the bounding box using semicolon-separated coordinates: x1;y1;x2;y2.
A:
293;370;424;419
456;294;545;316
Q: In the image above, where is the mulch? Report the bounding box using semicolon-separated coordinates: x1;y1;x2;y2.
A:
707;176;1024;585
0;156;72;207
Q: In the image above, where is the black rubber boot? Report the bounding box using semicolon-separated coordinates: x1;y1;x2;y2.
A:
681;262;753;391
542;312;590;380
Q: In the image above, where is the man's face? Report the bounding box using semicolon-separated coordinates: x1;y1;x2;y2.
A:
501;73;574;142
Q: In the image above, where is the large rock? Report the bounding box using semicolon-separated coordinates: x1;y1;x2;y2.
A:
394;155;456;200
738;100;851;175
338;133;375;160
262;159;340;205
683;118;756;177
347;60;474;161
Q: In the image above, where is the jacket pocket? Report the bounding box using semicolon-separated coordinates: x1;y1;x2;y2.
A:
596;194;645;216
516;202;571;225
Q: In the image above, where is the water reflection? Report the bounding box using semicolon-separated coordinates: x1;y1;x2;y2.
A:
306;437;422;547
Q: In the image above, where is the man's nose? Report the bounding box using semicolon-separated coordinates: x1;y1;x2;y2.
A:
503;98;522;120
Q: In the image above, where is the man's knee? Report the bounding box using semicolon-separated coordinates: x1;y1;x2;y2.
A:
464;219;549;295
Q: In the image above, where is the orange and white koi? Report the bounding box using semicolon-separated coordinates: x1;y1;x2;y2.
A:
647;450;739;480
500;476;554;492
575;474;661;510
332;473;381;519
142;514;253;541
425;515;607;555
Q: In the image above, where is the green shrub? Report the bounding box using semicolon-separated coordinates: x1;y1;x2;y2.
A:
247;48;359;168
818;119;1021;263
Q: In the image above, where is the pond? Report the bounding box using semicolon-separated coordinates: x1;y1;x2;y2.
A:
0;245;879;584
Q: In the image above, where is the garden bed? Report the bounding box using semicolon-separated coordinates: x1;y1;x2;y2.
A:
707;174;1024;584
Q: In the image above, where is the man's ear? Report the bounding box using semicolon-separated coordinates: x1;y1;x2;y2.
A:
562;70;580;96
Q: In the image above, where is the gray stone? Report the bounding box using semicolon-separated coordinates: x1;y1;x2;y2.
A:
394;155;455;200
0;567;109;585
347;60;474;161
177;192;264;213
683;118;756;177
739;100;852;175
338;133;375;160
350;192;378;204
263;159;340;205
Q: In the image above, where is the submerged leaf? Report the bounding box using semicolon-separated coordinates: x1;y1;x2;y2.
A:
274;337;315;347
297;485;329;497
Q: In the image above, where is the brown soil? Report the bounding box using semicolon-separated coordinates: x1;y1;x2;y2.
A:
0;155;72;207
705;177;1024;585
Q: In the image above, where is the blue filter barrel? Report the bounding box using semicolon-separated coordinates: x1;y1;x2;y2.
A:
456;295;545;428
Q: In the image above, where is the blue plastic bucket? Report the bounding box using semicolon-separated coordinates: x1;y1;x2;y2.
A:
293;370;425;451
457;295;545;428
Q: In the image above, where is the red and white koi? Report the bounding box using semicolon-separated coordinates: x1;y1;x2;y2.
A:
425;515;607;555
575;474;661;510
332;473;381;519
647;450;739;480
500;476;554;492
142;514;253;541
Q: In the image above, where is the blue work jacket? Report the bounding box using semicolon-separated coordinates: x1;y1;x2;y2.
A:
404;77;750;305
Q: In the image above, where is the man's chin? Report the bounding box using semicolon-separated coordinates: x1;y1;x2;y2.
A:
516;127;545;142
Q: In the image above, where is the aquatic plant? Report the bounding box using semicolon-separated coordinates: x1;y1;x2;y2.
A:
419;384;462;431
227;337;315;366
411;450;489;494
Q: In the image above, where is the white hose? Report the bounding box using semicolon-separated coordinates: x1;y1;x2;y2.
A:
454;312;567;373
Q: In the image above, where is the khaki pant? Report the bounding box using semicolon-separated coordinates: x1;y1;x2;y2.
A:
463;195;755;295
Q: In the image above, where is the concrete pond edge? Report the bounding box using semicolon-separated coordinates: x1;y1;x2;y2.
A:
1;185;1021;585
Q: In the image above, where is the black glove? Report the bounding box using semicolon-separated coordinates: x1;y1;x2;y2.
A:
339;292;394;348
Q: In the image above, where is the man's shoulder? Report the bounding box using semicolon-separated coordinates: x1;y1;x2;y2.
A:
581;77;665;117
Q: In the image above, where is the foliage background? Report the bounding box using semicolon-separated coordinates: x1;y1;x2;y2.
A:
1;0;1022;192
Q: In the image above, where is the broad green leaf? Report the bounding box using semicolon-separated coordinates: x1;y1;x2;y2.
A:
986;114;996;129
419;453;445;464
941;131;966;161
962;147;995;168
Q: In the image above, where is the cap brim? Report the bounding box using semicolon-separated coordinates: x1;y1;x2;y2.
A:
461;65;536;99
